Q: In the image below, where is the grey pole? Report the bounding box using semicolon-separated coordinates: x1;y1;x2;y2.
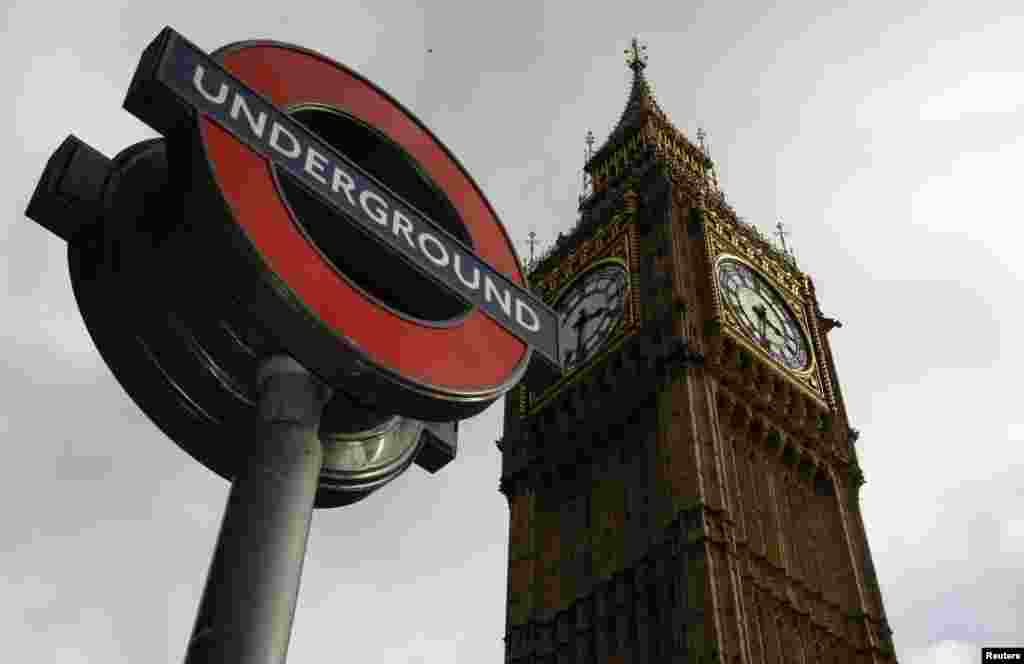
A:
184;356;331;664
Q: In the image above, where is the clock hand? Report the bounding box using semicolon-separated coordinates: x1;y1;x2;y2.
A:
572;304;614;363
571;306;592;364
751;304;768;345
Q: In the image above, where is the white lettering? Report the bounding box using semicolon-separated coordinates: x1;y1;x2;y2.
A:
229;93;266;137
193;65;228;104
453;253;480;290
515;300;541;332
418;232;449;268
484;275;512;318
359;190;388;226
391;211;415;249
269;122;301;159
331;167;357;207
304;147;329;185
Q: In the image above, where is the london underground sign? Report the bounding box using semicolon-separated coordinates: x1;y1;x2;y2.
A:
26;25;566;498
126;28;561;378
26;27;564;662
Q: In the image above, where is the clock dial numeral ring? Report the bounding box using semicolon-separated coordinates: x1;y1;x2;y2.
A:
556;263;629;371
717;258;809;371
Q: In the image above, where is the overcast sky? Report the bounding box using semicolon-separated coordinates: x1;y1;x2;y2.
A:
4;1;1022;662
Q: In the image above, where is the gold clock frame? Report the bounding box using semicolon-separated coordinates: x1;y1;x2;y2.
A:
703;209;830;407
520;219;642;417
715;254;815;375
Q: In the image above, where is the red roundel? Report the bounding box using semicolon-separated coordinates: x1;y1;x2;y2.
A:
198;42;528;395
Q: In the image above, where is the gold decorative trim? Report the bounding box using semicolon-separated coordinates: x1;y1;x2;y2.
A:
591;131;646;191
722;327;828;409
521;222;642;418
703;208;803;298
800;286;838;412
713;253;815;377
530;209;636;297
524;328;635;418
547;256;629;309
650;123;706;179
589;117;708;196
704;210;725;321
708;249;828;405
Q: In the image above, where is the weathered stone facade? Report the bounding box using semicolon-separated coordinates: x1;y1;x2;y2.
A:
497;40;896;664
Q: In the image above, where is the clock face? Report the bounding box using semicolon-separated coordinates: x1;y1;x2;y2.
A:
717;258;809;371
555;263;629;371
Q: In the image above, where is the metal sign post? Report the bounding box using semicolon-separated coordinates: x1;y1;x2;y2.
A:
26;26;563;663
186;356;330;663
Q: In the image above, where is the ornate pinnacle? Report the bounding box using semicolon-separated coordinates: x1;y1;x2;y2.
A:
774;220;791;255
625;37;648;72
526;230;538;264
580;130;596;204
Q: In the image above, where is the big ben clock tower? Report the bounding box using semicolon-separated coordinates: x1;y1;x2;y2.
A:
498;40;898;663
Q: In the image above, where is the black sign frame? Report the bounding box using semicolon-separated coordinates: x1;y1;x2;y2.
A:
124;28;561;368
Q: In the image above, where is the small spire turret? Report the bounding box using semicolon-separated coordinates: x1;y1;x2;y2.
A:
774;220;791;255
580;130;596;204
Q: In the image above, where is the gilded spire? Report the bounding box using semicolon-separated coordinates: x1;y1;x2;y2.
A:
585;37;667;172
580;37;718;215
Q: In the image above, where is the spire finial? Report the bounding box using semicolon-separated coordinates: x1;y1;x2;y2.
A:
774;220;791;255
625;37;648;72
580;130;597;204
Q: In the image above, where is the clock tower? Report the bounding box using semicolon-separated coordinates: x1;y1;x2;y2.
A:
497;40;898;663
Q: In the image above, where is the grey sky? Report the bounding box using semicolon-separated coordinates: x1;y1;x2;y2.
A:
4;1;1021;662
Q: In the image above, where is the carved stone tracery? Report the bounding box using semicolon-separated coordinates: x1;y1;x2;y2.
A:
502;40;897;664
